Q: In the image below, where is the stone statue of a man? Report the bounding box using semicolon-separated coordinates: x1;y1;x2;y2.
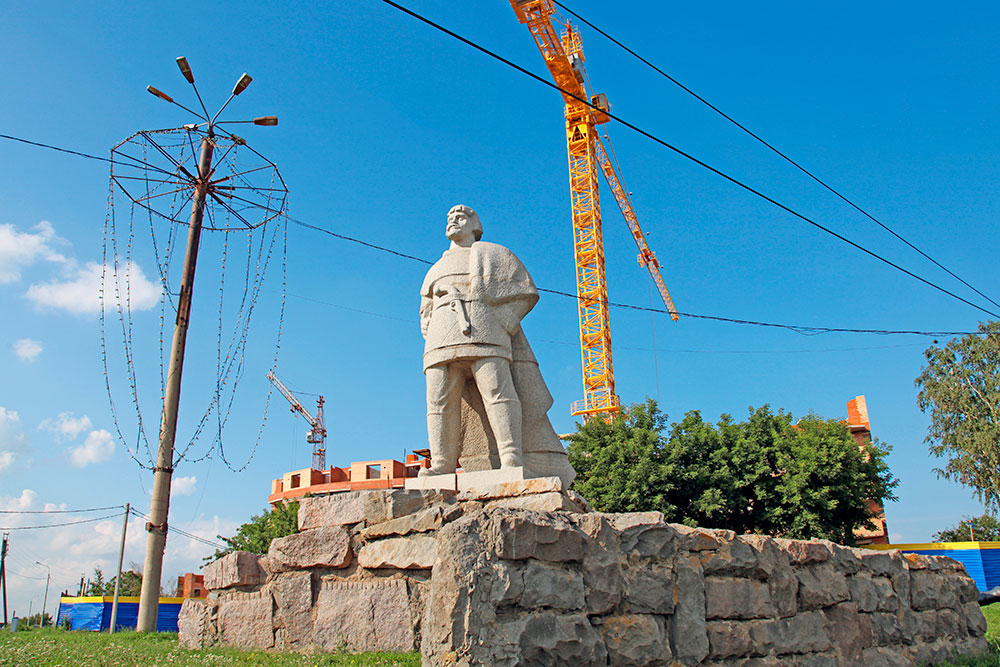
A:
419;205;538;476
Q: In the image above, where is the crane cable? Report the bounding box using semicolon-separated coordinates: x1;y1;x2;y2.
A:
376;0;1000;321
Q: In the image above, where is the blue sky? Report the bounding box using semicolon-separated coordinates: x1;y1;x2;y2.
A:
2;1;998;616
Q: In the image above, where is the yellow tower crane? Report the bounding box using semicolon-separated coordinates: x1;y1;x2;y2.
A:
510;0;678;422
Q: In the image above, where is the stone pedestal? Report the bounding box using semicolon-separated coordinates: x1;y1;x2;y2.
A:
181;484;989;666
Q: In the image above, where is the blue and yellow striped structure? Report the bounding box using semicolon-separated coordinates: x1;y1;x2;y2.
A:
866;542;1000;592
55;596;186;632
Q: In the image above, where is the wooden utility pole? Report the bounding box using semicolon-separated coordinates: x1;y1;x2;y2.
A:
109;503;130;633
136;136;214;632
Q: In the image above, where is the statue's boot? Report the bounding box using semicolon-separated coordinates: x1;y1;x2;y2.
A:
421;410;460;476
485;398;524;468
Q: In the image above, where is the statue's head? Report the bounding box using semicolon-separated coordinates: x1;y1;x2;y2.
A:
446;205;483;244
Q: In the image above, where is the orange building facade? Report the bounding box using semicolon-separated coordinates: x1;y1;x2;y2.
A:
177;572;206;598
268;454;429;505
847;395;890;545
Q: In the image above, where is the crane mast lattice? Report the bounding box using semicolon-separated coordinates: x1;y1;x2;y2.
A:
266;370;327;470
510;0;678;422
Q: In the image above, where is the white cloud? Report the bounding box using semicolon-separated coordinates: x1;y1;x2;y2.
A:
12;338;43;362
0;221;68;284
171;476;197;496
0;488;39;511
0;407;29;472
39;412;93;442
25;260;160;316
68;429;115;467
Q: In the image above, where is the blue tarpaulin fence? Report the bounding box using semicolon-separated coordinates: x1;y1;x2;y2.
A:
865;541;1000;592
55;596;186;632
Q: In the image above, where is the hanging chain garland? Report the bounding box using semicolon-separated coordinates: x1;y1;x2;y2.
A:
101;126;288;472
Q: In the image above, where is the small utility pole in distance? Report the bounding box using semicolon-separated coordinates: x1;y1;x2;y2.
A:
1;532;9;626
136;57;278;633
109;503;129;633
33;562;50;628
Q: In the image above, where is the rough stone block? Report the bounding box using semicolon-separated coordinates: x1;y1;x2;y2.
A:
572;513;624;615
823;602;871;663
271;571;312;649
869;611;905;646
749;610;832;655
359;503;461;540
706;577;775;619
707;619;753;659
623;566;674;614
848;572;898;613
701;538;760;577
520;560;585;610
774;538;831;565
616;521;677;559
178;598;213;649
298;492;365;529
796;564;850;610
964;601;988;637
673;523;732;551
203;551;265;590
601;614;668;666
671;554;709;665
362;488;455;525
358;534;438;569
218;590;274;649
267;525;351;572
517;613;608;666
489;490;583;512
859;550;905;577
494;511;586;562
313;579;415;652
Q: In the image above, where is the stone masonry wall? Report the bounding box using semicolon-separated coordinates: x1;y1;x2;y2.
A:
179;479;988;666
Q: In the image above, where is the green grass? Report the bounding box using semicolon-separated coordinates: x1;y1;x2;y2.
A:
0;627;420;667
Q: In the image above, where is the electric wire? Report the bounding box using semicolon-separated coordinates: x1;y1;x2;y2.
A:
0;513;122;531
0;131;986;336
0;505;124;514
552;0;1000;314
128;508;225;550
376;0;1000;321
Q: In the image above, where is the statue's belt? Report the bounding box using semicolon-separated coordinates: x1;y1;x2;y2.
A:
434;293;472;334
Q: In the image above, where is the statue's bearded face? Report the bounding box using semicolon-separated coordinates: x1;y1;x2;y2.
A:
446;209;479;244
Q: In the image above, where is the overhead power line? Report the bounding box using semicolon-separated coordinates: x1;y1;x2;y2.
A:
553;1;1000;314
376;0;1000;321
0;132;984;336
569;16;1000;317
0;513;122;530
0;505;125;514
128;508;225;550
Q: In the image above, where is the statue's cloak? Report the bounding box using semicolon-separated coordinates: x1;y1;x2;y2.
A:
457;328;576;487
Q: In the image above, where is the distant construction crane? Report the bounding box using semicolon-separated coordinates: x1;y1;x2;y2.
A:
266;370;327;470
510;0;678;422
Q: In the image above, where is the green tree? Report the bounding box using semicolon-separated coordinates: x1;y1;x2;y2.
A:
916;322;1000;511
207;501;299;562
567;399;897;545
933;514;1000;542
85;567;109;596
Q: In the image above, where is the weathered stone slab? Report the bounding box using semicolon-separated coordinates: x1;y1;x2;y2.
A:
707;619;753;659
849;572;898;613
359;503;461;540
358;534;438;569
601;614;668;666
775;538;831;565
749;609;832;655
706;577;775;619
672;554;709;665
218;590;274;649
796;564;850;610
673;524;732;551
404;473;456;491
824;602;871;663
623;566;674;614
178;598;213;649
313;579;414;652
456;475;563;501
203;551;265;590
520;560;585;610
517;613;608;666
298;492;364;529
489;490;583;512
271;571;312;649
267;525;351;572
362;488;455;525
493;511;587;562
